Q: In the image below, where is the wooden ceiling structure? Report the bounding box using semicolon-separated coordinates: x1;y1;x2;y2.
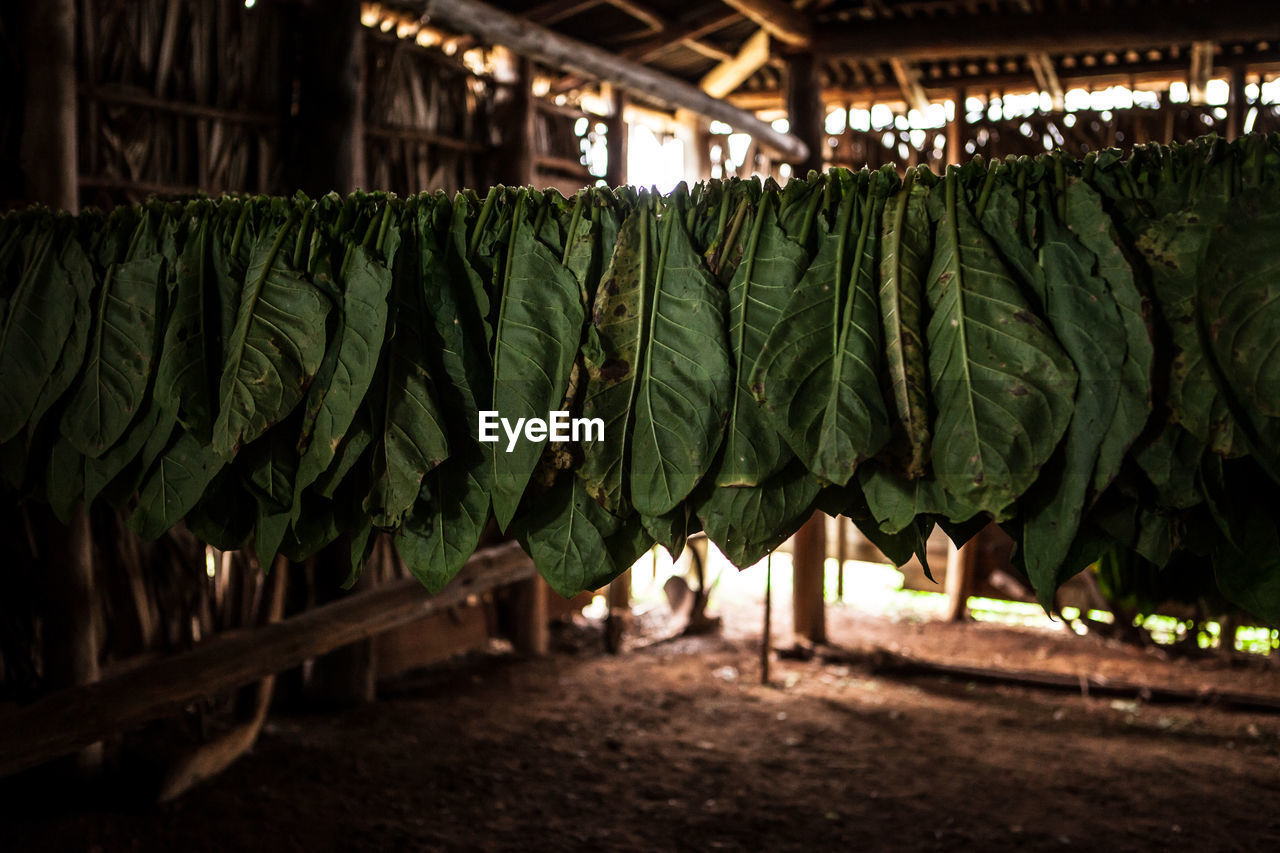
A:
401;0;1280;122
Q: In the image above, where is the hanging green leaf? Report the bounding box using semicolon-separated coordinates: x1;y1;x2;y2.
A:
753;169;891;486
925;168;1076;518
212;204;331;459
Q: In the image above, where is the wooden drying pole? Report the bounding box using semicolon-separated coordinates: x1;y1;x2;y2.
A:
421;0;810;163
0;543;535;780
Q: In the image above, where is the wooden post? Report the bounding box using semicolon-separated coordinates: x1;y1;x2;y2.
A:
21;0;79;211
42;504;101;777
284;0;365;195
761;555;773;684
791;512;827;644
947;87;966;165
306;538;377;708
605;87;628;188
835;516;847;602
505;56;538;187
786;51;825;177
1227;63;1249;141
944;537;976;622
511;576;550;655
604;568;630;653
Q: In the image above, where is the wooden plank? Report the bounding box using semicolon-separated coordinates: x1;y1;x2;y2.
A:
812;2;1280;63
701;30;771;99
719;0;811;48
0;543;535;779
820;647;1280;714
422;0;809;161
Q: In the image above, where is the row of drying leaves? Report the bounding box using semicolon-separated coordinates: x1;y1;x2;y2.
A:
3;134;1280;624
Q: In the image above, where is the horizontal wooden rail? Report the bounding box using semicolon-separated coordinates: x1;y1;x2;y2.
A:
364;123;490;152
79;85;278;126
0;542;534;779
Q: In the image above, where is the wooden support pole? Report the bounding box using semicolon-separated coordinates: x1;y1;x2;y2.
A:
835;516;847;602
944;537;976;622
605;87;628;188
947;87;966;166
1228;63;1249;141
785;51;825;176
21;0;79;211
791;513;827;644
761;555;773;685
0;543;535;780
284;0;365;195
605;568;631;653
41;504;101;778
422;0;808;161
511;576;550;655
504;56;539;187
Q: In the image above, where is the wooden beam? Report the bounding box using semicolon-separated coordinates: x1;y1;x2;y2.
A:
786;50;824;174
0;543;535;779
726;55;1280;112
525;0;604;25
889;58;931;114
812;1;1280;63
701;30;771;98
719;0;811;48
423;0;808;160
791;513;827;644
1028;52;1064;111
604;0;666;32
21;0;79;211
1190;41;1215;104
554;9;740;91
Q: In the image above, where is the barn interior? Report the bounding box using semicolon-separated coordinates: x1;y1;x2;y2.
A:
3;1;1280;850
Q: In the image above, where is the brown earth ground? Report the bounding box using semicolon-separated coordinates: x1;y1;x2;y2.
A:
4;571;1280;852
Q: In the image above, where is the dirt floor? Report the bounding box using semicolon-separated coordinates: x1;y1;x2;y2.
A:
4;581;1280;852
